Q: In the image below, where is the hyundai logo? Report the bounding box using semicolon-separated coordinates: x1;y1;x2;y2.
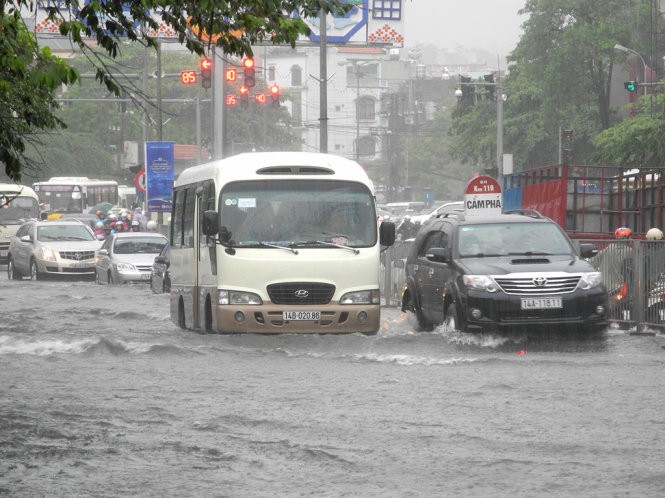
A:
532;277;548;287
294;289;309;298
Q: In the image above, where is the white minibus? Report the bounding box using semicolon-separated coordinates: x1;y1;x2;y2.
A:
169;152;395;334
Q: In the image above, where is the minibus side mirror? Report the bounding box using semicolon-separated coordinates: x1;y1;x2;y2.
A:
202;210;219;236
380;221;396;247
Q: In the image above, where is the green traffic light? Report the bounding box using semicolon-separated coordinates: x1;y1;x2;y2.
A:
624;81;637;92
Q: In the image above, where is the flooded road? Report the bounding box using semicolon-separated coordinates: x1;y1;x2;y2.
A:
2;274;665;497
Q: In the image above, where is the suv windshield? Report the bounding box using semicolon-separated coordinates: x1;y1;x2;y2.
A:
37;224;95;241
458;222;573;257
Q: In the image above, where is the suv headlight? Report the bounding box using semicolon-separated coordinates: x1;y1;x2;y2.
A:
340;289;380;305
218;290;262;305
38;246;58;262
462;275;499;292
578;271;602;290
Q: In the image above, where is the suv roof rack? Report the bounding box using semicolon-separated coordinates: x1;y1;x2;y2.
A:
503;209;544;219
436;210;465;221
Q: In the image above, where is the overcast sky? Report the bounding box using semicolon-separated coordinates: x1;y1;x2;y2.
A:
403;0;527;57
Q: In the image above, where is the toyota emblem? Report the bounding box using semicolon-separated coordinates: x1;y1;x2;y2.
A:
532;277;547;287
294;289;309;298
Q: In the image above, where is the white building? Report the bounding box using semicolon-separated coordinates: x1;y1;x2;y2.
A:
258;45;394;163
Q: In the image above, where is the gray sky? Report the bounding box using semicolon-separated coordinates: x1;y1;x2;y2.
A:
403;0;527;57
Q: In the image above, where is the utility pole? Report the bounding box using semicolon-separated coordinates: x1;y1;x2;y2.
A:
496;75;503;185
319;5;328;153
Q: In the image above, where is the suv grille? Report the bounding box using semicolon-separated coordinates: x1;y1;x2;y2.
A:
494;275;581;295
59;250;95;261
267;282;335;305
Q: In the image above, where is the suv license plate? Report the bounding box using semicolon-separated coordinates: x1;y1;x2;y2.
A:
283;311;321;321
521;297;563;310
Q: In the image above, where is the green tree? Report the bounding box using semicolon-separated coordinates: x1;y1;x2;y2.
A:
0;0;349;182
0;11;78;181
449;0;656;172
592;94;665;169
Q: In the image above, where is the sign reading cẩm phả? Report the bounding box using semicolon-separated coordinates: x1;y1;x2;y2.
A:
464;176;502;216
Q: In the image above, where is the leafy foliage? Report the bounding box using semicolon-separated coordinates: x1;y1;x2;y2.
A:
0;11;78;181
0;0;349;181
592;94;665;169
448;0;658;172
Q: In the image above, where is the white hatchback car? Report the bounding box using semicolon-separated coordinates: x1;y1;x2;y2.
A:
410;201;464;225
95;232;168;284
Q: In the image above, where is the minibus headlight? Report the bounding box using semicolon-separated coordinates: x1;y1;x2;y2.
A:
340;289;380;305
579;272;602;290
218;290;262;305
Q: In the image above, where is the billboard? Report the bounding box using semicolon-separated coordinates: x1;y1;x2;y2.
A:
145;141;174;213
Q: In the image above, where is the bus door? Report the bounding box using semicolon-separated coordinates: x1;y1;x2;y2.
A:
187;183;214;330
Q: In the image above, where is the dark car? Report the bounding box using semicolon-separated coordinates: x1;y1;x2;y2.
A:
150;244;171;294
401;210;609;334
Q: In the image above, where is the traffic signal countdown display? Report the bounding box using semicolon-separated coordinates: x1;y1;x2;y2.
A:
200;58;212;89
180;70;197;85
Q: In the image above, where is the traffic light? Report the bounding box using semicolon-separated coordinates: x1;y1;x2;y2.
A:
483;73;495;101
200;58;212;89
624;81;638;93
562;129;574;164
239;84;249;107
459;75;474;103
269;83;280;108
243;58;255;88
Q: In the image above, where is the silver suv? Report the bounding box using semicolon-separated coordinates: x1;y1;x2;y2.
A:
7;220;102;280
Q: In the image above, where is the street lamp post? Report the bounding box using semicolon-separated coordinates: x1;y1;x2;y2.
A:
456;75;504;183
614;43;648;96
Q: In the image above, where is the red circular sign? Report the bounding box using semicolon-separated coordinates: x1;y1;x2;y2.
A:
134;168;146;193
465;175;501;195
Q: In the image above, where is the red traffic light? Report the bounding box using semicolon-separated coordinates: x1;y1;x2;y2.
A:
200;58;212;88
239;84;249;96
269;84;280;108
243;58;256;87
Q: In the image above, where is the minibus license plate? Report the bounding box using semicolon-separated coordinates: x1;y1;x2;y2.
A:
283;311;321;321
520;297;562;309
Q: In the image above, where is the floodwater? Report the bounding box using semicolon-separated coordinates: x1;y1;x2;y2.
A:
2;275;665;497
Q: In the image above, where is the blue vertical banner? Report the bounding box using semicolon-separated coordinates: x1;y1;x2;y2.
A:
145;141;175;212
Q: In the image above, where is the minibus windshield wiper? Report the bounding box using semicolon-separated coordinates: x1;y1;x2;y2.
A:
292;240;359;255
258;241;299;254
